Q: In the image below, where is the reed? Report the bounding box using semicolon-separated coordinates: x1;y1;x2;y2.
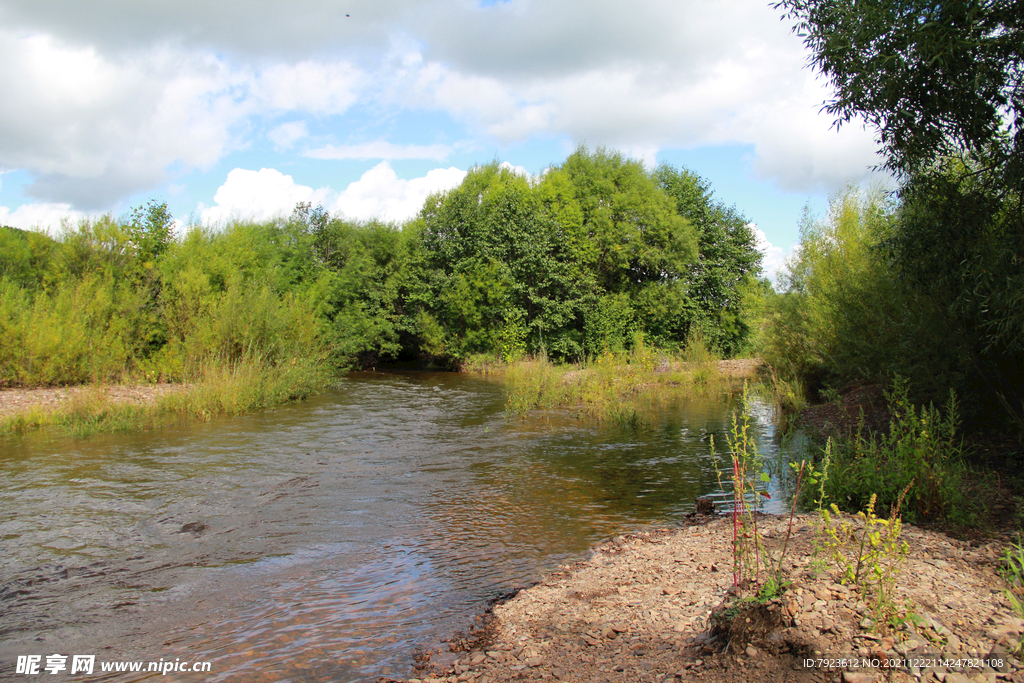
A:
500;339;741;425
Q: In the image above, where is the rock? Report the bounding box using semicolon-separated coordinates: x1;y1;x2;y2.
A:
986;646;1011;673
944;674;974;683
745;645;758;657
526;657;543;667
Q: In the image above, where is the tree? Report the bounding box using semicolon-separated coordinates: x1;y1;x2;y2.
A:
127;200;174;264
775;0;1024;430
655;165;762;355
775;0;1023;188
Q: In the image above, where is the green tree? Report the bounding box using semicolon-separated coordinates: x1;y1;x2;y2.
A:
127;200;174;265
656;165;762;355
418;163;574;358
556;148;698;354
775;0;1024;430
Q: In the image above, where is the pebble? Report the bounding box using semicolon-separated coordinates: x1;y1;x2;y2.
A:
405;515;1020;683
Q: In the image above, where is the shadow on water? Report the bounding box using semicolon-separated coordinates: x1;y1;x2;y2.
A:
0;371;789;682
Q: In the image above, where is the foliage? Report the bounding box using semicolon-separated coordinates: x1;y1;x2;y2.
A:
772;0;1024;435
0;147;765;401
1001;536;1024;621
414;148;760;363
655;165;763;356
774;0;1023;187
818;378;973;525
818;490;912;632
761;186;997;425
886;166;1024;429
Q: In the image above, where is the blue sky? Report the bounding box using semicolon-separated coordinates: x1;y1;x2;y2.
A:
0;0;890;279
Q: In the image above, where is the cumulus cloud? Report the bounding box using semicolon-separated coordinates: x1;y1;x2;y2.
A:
200;168;332;226
200;163;467;226
332;162;466;222
0;201;89;234
753;225;798;286
376;3;883;191
0;0;885;211
0;30;364;209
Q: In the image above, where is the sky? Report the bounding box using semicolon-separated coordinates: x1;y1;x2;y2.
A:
0;0;891;280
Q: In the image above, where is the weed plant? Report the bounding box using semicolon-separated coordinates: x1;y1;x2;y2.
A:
818;377;973;525
714;392;915;631
818;489;913;632
712;386;772;591
1001;537;1024;621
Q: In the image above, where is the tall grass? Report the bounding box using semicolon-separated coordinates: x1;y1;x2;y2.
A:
501;332;736;424
0;356;330;438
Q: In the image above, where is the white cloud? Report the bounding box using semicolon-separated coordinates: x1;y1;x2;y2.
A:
200;168;331;226
753;225;798;286
0;31;367;209
252;60;363;114
0;201;89;234
0;0;886;210
498;161;531;177
305;141;453;161
267;121;309;150
200;163;467;227
332;161;466;222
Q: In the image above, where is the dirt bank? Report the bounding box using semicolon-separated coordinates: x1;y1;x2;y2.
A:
393;514;1020;683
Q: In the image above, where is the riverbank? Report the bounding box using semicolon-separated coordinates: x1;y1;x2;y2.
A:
487;353;765;425
0;359;329;437
396;514;1020;683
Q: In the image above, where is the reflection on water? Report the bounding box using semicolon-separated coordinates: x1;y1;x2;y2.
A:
0;372;786;682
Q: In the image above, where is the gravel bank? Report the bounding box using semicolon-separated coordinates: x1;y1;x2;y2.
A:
394;514;1020;683
0;384;185;420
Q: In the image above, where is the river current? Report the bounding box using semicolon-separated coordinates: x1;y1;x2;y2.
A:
0;372;786;682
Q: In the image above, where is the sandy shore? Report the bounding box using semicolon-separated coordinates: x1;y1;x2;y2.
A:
395;514;1020;683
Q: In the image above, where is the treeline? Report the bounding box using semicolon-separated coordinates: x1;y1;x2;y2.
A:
0;147;763;387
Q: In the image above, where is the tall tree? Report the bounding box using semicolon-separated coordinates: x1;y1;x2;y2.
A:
775;0;1024;429
656;165;762;355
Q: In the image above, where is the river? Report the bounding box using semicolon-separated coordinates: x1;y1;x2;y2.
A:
0;371;787;682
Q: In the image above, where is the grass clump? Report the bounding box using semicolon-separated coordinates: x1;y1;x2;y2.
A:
1001;538;1024;621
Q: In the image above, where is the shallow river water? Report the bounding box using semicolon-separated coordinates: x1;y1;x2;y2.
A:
0;372;786;682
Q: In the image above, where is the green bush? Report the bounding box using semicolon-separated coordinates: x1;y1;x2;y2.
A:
816;378;974;526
